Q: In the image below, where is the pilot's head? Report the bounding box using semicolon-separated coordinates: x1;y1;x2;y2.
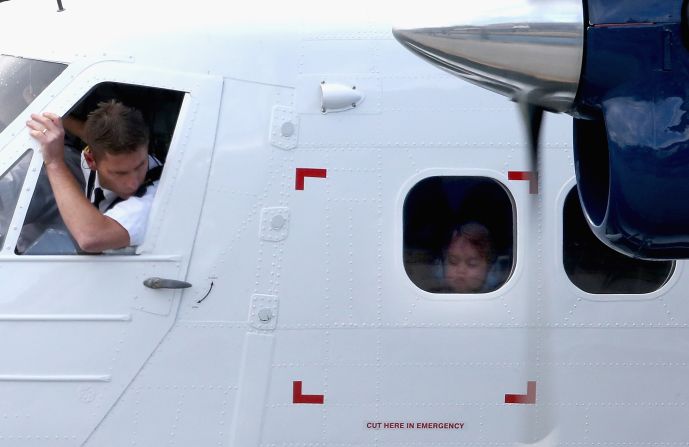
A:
443;222;494;293
83;100;150;200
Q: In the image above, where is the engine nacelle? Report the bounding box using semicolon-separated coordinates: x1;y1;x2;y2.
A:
573;0;689;259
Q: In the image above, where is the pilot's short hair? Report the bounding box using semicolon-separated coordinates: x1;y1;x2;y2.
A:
84;100;149;159
447;221;495;263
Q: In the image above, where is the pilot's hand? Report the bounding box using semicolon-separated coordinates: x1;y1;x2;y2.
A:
26;112;65;166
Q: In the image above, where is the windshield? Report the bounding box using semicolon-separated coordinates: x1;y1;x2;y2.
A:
0;55;66;134
0;150;32;248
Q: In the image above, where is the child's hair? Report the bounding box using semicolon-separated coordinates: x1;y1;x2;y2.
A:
448;221;494;263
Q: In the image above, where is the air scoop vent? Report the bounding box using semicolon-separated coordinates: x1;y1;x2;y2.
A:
393;0;585;113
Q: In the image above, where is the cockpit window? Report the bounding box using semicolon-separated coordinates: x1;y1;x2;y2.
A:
15;82;184;255
404;176;515;294
0;55;66;134
563;187;674;294
0;150;32;249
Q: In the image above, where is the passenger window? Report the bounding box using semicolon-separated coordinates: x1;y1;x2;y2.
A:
0;150;32;248
563;187;674;294
404;176;515;294
16;82;184;255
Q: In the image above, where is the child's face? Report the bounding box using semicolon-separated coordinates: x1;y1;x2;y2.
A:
444;236;489;293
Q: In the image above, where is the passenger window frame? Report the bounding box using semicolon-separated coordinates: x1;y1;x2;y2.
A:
557;179;680;301
398;169;520;301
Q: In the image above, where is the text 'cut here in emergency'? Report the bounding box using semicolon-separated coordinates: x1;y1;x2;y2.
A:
366;422;465;430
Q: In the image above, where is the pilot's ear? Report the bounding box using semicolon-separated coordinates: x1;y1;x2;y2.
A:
83;146;97;170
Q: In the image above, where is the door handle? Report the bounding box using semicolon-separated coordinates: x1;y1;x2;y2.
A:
143;277;192;290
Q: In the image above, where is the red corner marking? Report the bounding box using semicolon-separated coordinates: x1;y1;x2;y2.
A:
508;171;538;195
293;381;325;404
295;168;327;191
505;381;537;404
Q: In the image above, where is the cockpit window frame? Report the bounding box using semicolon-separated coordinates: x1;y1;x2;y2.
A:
0;58;215;258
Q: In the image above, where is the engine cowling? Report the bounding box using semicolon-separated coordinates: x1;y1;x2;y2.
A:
573;0;689;259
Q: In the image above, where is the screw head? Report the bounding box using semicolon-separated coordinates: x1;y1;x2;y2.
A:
258;308;273;323
281;122;295;138
271;215;286;230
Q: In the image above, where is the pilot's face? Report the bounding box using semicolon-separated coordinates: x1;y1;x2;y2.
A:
93;145;149;199
444;236;489;293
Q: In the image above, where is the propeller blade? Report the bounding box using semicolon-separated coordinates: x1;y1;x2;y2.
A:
392;0;584;114
521;103;544;174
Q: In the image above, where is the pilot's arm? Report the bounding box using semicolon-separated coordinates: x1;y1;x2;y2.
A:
62;115;86;141
26;113;130;253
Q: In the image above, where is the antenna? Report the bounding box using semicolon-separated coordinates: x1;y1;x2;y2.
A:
56;0;65;11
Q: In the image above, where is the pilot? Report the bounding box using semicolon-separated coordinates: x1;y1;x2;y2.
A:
440;222;496;293
26;100;161;253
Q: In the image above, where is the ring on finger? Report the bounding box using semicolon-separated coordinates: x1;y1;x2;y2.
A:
42;128;48;134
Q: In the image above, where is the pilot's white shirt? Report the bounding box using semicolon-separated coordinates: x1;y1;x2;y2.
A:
81;154;160;247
